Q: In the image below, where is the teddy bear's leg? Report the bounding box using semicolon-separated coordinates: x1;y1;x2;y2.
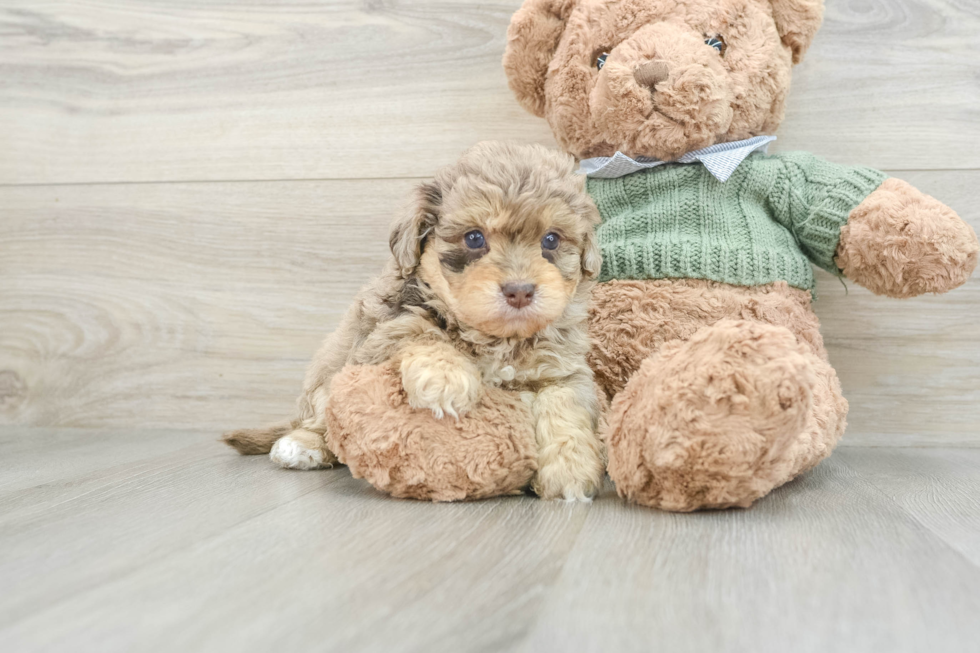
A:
604;318;846;511
324;364;538;501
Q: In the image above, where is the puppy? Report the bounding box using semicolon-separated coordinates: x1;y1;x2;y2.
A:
223;141;605;500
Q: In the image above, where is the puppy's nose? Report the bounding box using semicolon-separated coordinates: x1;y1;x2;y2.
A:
634;61;670;92
501;282;536;309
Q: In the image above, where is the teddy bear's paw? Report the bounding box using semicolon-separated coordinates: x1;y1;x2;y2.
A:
838;178;979;298
269;429;338;470
400;344;482;420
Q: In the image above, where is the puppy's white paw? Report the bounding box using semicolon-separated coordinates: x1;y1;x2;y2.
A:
270;435;329;470
532;456;602;502
400;345;482;419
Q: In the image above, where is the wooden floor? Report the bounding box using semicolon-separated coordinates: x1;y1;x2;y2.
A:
0;430;978;652
2;0;980;650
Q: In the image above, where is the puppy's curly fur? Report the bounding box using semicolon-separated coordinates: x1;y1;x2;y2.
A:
223;141;606;501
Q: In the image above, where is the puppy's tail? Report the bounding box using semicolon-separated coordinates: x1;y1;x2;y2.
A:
221;422;294;455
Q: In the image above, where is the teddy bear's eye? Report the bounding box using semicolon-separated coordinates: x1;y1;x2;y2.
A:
595;51;609;70
705;36;726;55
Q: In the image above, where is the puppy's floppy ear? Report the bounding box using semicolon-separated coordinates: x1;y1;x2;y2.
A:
389;181;441;276
768;0;824;64
581;226;602;279
503;0;575;118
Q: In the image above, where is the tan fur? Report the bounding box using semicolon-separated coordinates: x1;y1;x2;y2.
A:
590;280;845;510
224;141;605;501
325;364;538;501
837;178;979;299
505;0;977;511
399;342;482;419
504;0;799;160
587;279;828;401
531;383;605;500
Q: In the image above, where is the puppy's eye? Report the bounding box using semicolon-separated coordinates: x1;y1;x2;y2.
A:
464;230;485;249
705;36;726;55
541;232;561;250
595;51;609;70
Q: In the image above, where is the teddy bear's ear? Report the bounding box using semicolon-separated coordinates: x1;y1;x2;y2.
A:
768;0;824;64
503;0;576;117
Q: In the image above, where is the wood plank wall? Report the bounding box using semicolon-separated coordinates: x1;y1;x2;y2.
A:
1;0;978;444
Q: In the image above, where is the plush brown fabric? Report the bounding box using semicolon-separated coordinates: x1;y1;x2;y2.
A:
602;317;844;511
769;0;824;64
590;280;845;510
837;178;979;299
588;279;827;401
504;0;800;160
505;0;977;511
325;364;538;502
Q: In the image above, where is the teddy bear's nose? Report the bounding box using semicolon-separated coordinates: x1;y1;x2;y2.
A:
634;61;670;91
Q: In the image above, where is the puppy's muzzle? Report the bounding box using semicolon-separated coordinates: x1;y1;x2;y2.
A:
501;282;536;309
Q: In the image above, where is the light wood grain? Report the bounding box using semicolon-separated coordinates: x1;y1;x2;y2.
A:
838;447;980;567
0;430;341;628
2;2;979;651
515;456;980;653
0;428;590;652
1;432;979;652
0;426;209;496
0;179;407;430
1;0;978;185
2;173;977;444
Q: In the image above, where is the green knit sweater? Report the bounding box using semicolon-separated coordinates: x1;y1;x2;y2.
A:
587;151;888;291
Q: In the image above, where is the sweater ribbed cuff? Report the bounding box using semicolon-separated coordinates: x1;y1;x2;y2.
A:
797;166;889;274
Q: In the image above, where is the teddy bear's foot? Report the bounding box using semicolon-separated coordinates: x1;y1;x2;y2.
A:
604;319;836;512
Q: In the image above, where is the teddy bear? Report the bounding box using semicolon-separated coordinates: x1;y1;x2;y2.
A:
502;0;979;510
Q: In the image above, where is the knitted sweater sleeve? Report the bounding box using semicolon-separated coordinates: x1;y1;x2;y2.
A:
766;151;888;274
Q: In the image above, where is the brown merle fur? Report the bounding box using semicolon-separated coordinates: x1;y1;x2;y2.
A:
223;141;607;500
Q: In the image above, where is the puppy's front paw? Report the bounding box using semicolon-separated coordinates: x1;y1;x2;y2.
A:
400;344;482;419
532;455;603;502
531;385;604;502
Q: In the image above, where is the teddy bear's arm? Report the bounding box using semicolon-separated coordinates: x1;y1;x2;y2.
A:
768;152;978;298
834;178;978;298
765;151;889;276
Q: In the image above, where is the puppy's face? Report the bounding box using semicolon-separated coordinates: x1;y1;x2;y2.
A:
421;193;587;338
389;143;601;339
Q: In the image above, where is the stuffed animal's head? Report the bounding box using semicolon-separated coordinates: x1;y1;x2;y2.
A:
504;0;823;160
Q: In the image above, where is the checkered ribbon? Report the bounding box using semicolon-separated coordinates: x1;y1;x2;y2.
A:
578;135;777;182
